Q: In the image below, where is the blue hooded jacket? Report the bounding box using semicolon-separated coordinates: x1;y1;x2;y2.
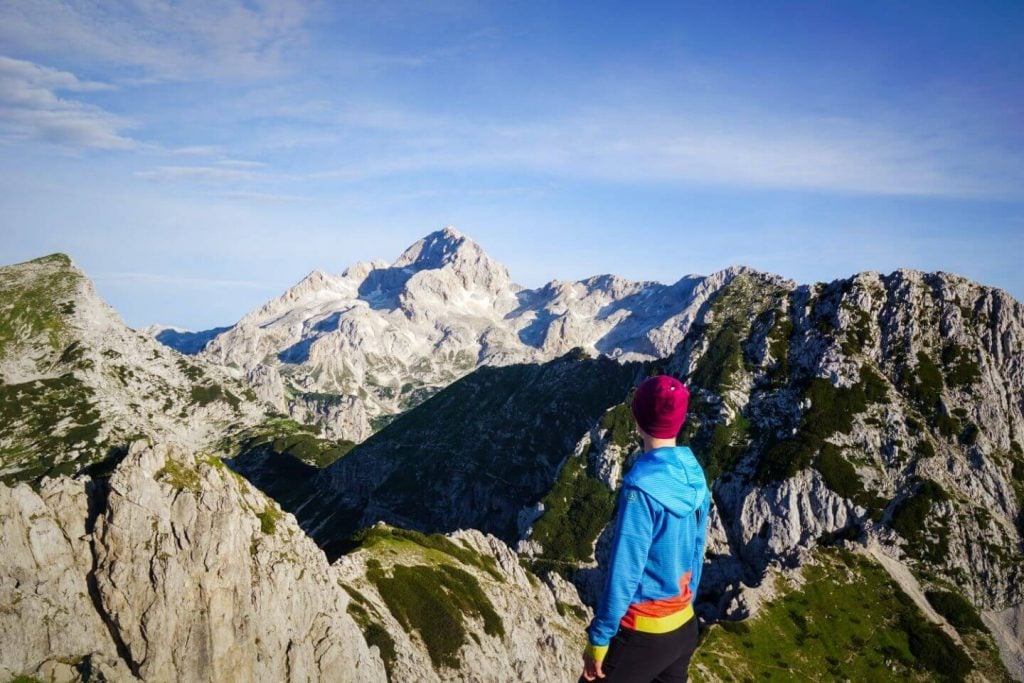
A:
587;445;711;646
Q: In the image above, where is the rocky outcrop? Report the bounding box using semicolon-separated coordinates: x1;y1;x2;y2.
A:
288;391;372;442
0;476;135;682
674;269;1024;613
1;441;385;682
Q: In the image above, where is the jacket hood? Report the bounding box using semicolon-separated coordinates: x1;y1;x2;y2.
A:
623;446;707;517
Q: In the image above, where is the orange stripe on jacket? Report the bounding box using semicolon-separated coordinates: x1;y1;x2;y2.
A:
619;571;692;629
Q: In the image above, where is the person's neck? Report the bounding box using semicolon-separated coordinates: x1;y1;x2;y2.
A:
642;435;677;453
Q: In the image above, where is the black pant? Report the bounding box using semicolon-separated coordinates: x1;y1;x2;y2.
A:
579;617;699;683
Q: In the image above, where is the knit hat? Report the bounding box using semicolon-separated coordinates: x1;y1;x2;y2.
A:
630;375;690;438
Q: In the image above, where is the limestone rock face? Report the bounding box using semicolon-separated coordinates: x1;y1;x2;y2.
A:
0;441;385;683
288;390;372;442
0;476;134;682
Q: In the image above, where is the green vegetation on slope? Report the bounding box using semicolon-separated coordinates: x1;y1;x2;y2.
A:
890;479;951;564
0;372;105;485
689;274;782;395
190;382;242;410
941;342;981;388
813;443;886;514
155;456;202;492
223;417;356;468
840;305;875;356
924;590;986;632
691;320;744;392
0;253;79;362
344;591;397;681
256;504;283;535
698;412;751;482
901;351;962;438
302;351;640;552
352;525;502;581
366;561;503;670
765;310;793;385
600;402;640;450
691;548;995;683
757;365;888;486
681;275;790;480
530;452;616;565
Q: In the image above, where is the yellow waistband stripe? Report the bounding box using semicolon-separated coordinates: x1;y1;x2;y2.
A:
631;604;695;633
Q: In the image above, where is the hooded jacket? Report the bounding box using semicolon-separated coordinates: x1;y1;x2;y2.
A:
587;445;711;652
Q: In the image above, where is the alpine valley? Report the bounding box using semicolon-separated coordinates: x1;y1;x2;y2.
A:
1;228;1022;683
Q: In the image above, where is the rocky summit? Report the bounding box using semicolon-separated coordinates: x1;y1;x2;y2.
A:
2;230;1024;682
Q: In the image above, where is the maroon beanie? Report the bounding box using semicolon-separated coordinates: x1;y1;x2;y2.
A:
630;375;690;438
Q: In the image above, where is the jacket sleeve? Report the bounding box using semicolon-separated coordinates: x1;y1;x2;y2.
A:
687;488;711;597
587;484;655;647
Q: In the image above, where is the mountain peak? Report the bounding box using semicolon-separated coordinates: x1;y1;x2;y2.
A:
28;252;76;269
392;226;479;271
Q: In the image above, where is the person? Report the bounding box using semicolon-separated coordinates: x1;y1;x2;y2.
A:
580;374;711;683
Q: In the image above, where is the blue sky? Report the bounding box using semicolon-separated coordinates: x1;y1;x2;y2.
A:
1;1;1022;330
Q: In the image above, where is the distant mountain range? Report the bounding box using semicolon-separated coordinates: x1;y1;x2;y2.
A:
156;227;740;441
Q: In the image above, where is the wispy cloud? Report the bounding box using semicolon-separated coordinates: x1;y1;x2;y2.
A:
0;55;136;150
135;164;266;183
0;0;312;80
94;271;266;289
215;190;308;204
169;145;225;157
299;104;1024;199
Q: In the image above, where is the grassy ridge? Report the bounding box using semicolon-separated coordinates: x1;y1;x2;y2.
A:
223;417;356;468
0;253;79;363
348;525;511;672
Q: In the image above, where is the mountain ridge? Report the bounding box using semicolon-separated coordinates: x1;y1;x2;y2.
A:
2;243;1024;680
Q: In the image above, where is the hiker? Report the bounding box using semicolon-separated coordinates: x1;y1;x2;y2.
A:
580;375;711;683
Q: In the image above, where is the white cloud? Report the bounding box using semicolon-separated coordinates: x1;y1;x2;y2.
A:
169;145;225;157
214;159;268;169
300;104;1023;199
94;271;266;289
216;190;308;203
0;56;136;149
134;165;264;183
0;0;312;80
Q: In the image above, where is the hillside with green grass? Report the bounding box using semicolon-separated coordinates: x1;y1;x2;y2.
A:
692;547;1012;683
